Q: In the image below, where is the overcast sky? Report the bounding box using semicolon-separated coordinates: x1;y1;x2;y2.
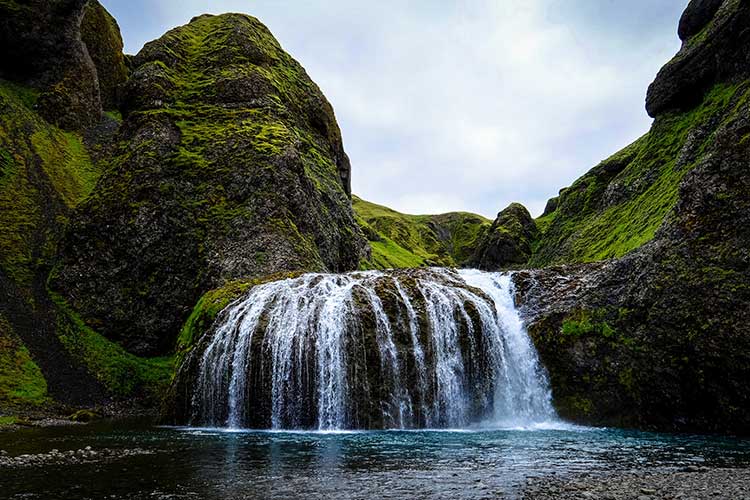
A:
101;0;687;218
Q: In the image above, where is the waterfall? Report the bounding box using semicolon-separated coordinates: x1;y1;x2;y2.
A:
187;268;556;430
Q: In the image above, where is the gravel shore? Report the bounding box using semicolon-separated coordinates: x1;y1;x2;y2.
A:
523;467;750;499
0;446;155;468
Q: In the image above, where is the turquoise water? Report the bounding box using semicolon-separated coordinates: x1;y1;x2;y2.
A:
1;420;749;499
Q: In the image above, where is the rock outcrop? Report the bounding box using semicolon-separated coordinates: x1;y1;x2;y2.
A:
0;0;127;130
469;203;537;270
511;0;750;433
52;14;368;355
646;0;750;117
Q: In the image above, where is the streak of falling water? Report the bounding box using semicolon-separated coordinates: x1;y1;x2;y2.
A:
458;269;556;426
189;269;558;430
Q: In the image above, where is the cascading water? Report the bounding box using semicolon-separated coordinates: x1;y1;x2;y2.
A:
186;268;557;430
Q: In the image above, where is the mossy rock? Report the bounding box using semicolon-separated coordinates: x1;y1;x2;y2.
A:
470;202;537;270
80;0;129;109
53;14;368;355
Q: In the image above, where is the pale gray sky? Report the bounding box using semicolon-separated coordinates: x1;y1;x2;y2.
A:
101;0;687;217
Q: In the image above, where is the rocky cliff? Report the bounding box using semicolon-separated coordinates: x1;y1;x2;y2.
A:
0;3;367;419
50;13;368;355
510;0;750;434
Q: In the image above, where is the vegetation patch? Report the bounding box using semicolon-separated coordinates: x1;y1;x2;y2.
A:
0;315;48;407
354;195;490;269
0;79;100;286
561;310;616;339
51;293;174;402
532;82;750;266
176;271;306;355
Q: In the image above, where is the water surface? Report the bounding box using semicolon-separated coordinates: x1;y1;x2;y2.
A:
1;420;749;499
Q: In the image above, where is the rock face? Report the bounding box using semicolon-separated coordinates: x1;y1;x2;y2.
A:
79;1;128;110
52;14;368;355
469;203;537;270
514;75;750;433
646;0;750;117
0;0;126;129
533;33;750;266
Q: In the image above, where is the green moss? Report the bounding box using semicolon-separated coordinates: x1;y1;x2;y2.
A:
0;416;20;426
176;271;305;354
104;110;123;122
176;279;254;352
51;293;174;401
0;79;100;286
68;409;100;422
0;79;39;110
31;130;99;208
533;82;750;266
367;238;427;269
0;147;14;179
0;315;49;407
561;310;616;339
559;395;593;417
353;195;490;269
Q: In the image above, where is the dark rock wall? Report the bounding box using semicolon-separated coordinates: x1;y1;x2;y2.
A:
514;96;750;433
0;0;125;130
646;0;750;117
52;14;368;355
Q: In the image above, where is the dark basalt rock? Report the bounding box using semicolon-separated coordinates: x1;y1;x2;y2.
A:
646;0;750;117
515;103;750;433
678;0;725;41
52;14;368;355
79;1;129;110
469;203;537;270
0;0;126;130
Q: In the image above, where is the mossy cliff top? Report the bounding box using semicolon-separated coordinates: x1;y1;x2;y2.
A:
646;0;750;117
52;13;367;355
353;195;490;269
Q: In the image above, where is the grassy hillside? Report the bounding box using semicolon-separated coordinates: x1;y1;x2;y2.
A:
531;81;750;267
353;196;490;269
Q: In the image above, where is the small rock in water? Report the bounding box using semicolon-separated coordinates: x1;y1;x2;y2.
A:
641;488;656;494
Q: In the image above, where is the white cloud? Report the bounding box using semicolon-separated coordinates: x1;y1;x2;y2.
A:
102;0;686;217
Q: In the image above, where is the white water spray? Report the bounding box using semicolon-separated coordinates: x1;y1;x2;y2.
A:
189;269;557;430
